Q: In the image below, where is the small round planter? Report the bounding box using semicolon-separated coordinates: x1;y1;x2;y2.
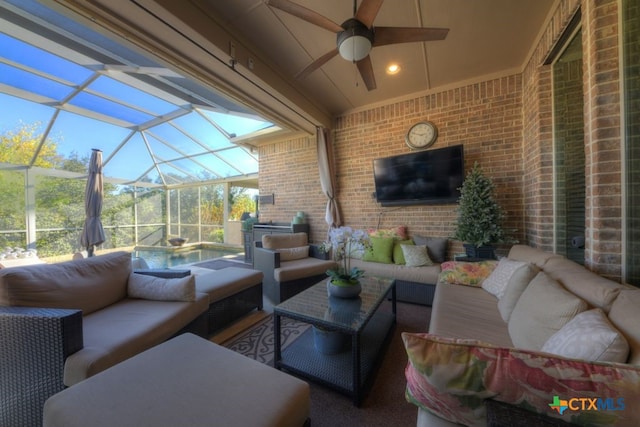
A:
326;279;361;299
312;327;349;355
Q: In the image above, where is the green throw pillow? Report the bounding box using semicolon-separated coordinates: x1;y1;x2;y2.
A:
393;239;414;265
363;236;395;264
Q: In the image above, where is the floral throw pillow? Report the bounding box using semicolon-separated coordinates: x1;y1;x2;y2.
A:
402;332;640;426
438;260;498;287
367;225;408;240
362;236;395;264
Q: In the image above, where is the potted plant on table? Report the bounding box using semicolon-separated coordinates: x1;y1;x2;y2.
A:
321;226;370;298
452;162;515;259
313;226;370;354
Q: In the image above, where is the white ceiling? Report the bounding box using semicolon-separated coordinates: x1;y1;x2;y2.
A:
199;0;558;115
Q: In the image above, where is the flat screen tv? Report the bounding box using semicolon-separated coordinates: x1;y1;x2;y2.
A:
373;144;464;206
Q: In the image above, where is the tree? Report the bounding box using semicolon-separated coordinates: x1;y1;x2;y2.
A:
453;163;513;250
0;122;62;167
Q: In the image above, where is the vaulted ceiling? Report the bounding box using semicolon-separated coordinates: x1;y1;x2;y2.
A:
198;0;558;115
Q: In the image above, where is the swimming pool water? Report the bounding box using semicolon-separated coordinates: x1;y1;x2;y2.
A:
133;247;242;269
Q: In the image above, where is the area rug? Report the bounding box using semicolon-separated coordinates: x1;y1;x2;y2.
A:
223;316;310;364
222;302;431;427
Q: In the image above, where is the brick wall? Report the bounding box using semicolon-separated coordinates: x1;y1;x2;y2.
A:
258;0;627;279
624;0;640;285
257;136;328;242
259;76;525;256
331;76;524;258
582;0;622;279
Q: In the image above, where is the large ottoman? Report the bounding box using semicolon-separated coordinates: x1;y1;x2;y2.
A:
43;333;310;427
193;267;263;334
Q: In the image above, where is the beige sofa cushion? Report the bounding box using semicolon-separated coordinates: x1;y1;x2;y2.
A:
63;294;208;386
507;244;563;268
608;289;640;365
429;282;513;348
508;272;588;350
496;262;540;321
128;273;196;302
350;258;441;285
0;251;131;315
543;257;623;312
262;232;308;250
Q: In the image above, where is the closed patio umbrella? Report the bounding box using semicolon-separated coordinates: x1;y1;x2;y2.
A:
80;149;106;257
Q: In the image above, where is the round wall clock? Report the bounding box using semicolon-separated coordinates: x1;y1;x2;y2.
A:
405;121;438;150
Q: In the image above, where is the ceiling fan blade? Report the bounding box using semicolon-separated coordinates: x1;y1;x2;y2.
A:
356;56;377;91
295;48;339;80
355;0;384;28
267;0;343;33
373;27;449;47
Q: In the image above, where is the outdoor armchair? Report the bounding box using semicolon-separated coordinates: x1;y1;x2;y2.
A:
253;232;336;304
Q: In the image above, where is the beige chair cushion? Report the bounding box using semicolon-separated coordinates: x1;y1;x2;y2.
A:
274;258;335;282
278;246;309;261
0;251;131;315
608;289;640;365
508;272;588;350
262;232;308;250
541;308;629;363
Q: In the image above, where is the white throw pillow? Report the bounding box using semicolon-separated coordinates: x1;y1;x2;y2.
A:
481;258;529;298
278;245;309;261
128;273;196;302
401;245;434;267
508;272;588;350
541;308;630;363
497;262;540;321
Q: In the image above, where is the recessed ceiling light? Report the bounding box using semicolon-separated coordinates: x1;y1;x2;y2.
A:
386;63;401;75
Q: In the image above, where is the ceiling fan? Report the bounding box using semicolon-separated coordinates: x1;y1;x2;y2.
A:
266;0;449;91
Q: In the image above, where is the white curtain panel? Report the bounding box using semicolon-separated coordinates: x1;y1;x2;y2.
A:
316;127;341;232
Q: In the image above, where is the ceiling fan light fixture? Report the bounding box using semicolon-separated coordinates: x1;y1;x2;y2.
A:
386;63;401;74
337;18;373;62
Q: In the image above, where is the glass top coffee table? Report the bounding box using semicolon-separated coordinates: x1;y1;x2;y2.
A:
273;276;396;406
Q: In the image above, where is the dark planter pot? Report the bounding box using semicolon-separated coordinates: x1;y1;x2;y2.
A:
312;327;349;355
463;244;496;260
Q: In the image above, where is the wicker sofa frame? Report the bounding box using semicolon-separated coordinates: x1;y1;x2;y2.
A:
0;268;207;427
253;240;334;304
206;282;263;334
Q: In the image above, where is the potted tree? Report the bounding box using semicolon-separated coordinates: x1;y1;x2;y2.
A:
453;162;514;259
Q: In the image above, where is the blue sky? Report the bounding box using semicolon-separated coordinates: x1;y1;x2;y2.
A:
0;31;269;184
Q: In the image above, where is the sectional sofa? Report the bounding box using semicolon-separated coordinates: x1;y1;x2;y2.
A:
403;244;640;427
0;251;209;426
349;227;447;305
